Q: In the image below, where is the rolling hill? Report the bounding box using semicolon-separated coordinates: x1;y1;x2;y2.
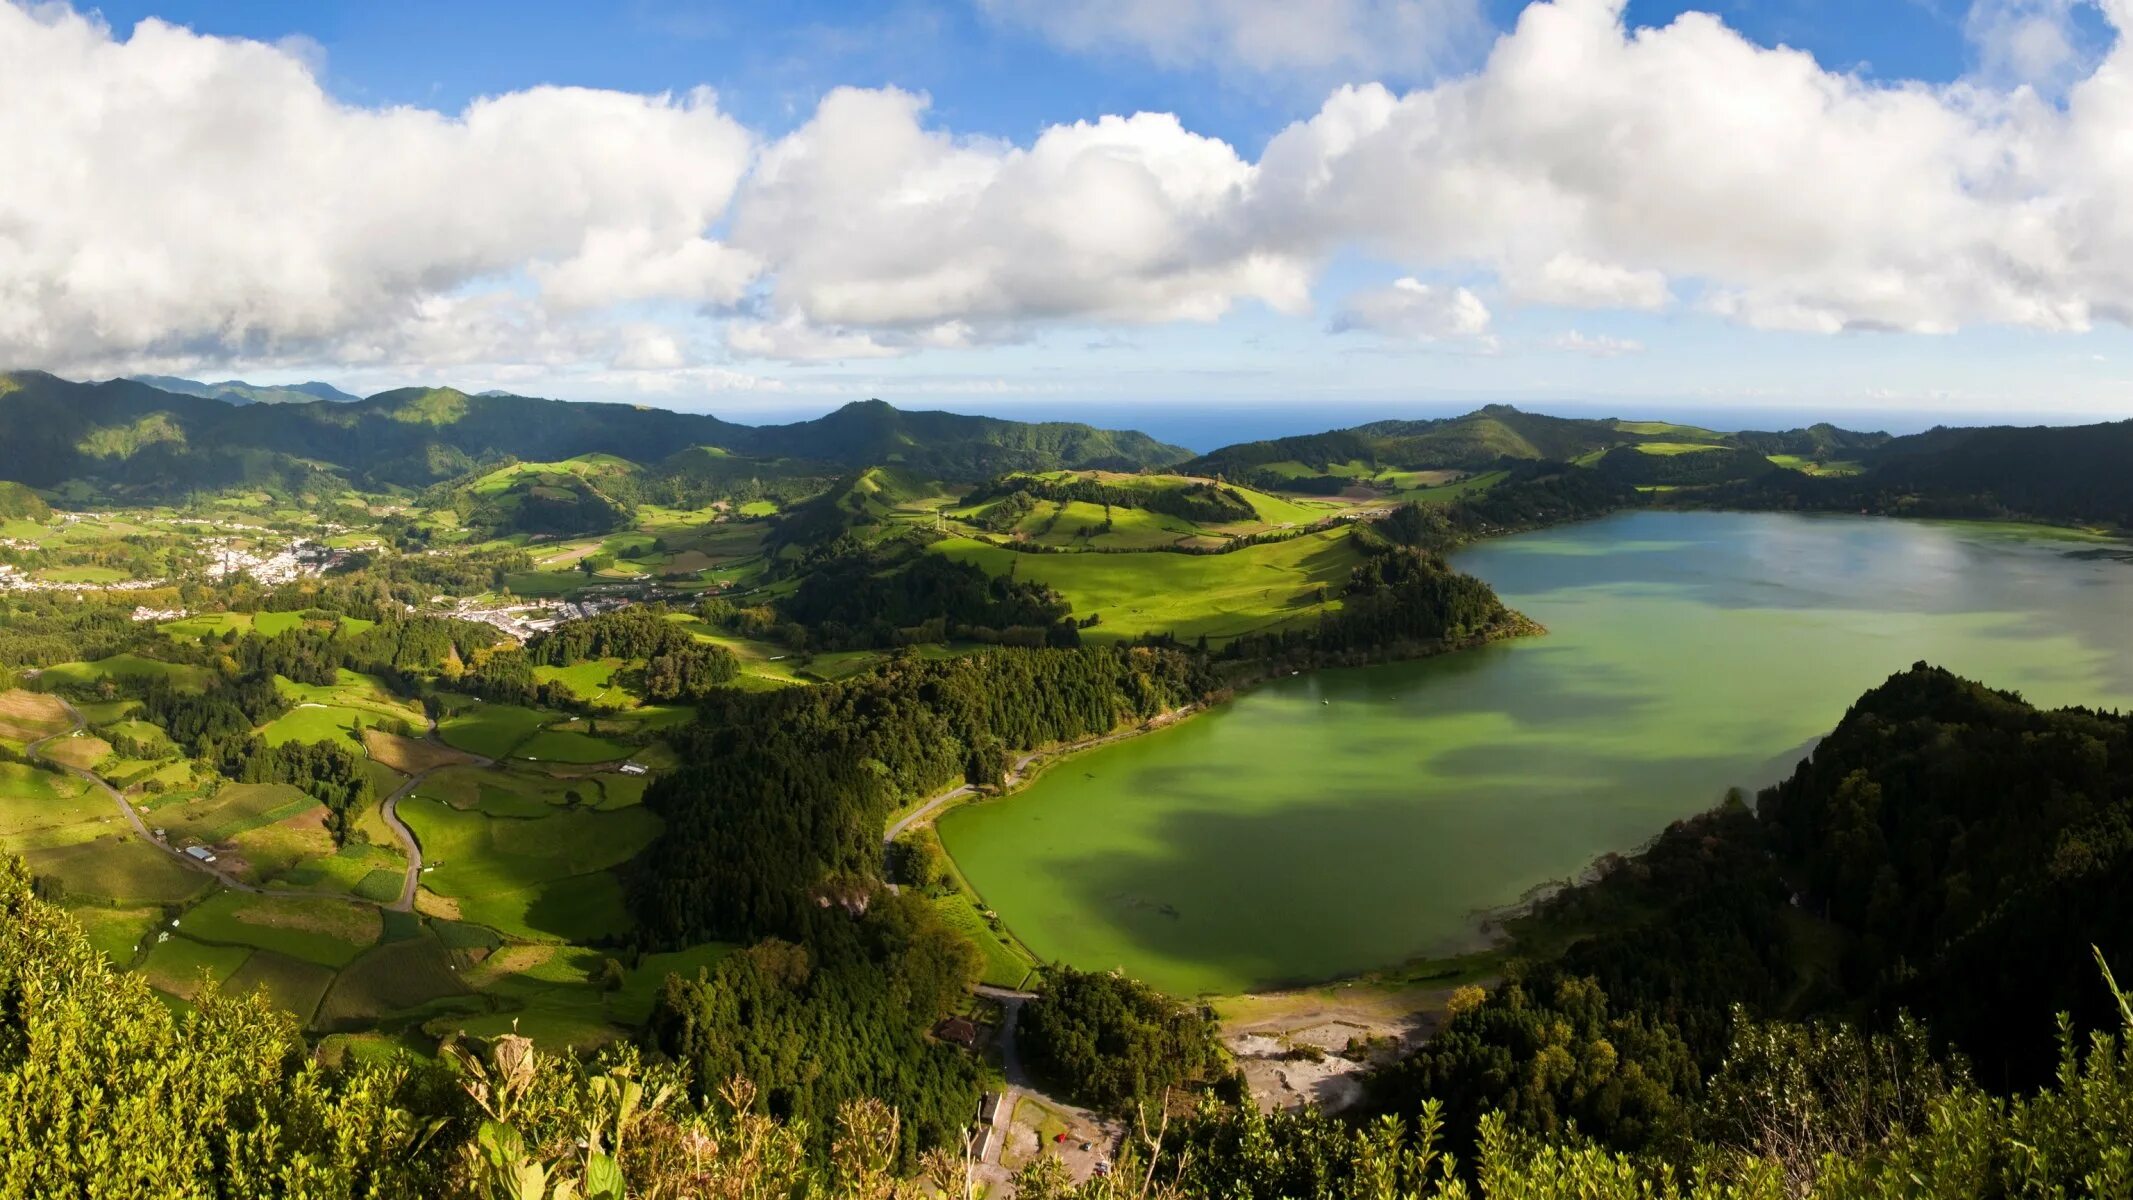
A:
131;375;362;406
0;373;1188;498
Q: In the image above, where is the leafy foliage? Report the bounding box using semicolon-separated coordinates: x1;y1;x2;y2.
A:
1021;967;1225;1115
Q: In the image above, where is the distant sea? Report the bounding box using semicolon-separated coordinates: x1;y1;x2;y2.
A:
705;400;2125;454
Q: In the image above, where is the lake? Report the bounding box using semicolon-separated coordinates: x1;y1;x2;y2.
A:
936;511;2133;996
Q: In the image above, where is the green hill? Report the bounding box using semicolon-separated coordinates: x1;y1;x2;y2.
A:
0;480;49;521
1184;405;1642;484
0;373;1187;498
130;375;361;405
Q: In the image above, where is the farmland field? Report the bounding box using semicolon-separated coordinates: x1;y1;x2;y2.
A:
399;794;659;942
437;702;550;758
179;892;382;967
931;526;1365;644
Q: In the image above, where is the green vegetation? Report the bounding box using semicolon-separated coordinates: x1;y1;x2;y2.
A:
178;890;382;968
933;527;1365;644
1022;965;1224;1114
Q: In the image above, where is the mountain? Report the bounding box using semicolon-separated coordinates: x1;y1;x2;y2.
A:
1183;405;1691;484
131;374;361;406
1710;418;2133;527
0;373;1187;497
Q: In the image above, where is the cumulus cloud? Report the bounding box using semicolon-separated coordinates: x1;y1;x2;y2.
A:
725;86;1312;354
0;2;753;371
977;0;1487;83
1965;0;2105;91
1253;0;2133;335
1332;278;1492;340
1547;330;1644;357
18;0;2133;380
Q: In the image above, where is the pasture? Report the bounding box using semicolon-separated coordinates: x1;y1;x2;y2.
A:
0;688;73;741
259;704;372;749
513;726;632;764
930;526;1366;644
62;902;165;964
399;794;659;942
38;653;212;692
140;933;252;1001
436;702;550;758
179;891;382;968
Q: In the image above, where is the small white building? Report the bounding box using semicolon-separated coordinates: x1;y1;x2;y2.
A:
184;846;217;864
618;761;649;776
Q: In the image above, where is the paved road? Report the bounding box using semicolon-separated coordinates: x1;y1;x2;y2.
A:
26;696;466;912
29;697;278;896
374;713;495;912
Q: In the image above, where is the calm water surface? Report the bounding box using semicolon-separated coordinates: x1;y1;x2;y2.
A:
938;511;2133;995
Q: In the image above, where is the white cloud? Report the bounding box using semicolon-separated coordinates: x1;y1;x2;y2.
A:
0;3;753;371
1965;0;2104;91
1332;278;1492;340
1547;330;1644;356
17;0;2133;386
725;86;1313;357
977;0;1487;83
1253;0;2133;336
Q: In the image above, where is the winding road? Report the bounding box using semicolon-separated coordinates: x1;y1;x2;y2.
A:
27;695;456;913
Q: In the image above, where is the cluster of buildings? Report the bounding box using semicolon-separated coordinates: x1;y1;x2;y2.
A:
0;561;169;594
202;537;354;585
437;593;637;641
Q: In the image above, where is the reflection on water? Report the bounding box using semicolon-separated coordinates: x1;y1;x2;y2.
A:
940;511;2133;995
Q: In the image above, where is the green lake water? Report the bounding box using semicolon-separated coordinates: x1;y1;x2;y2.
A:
937;511;2133;996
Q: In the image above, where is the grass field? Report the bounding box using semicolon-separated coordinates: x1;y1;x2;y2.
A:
1633;441;1728;456
0;761;111;850
140;933;253;1001
931;526;1365;644
609;942;738;1024
259;704;374;748
224;949;339;1024
157;611;253;639
1767;454;1866;477
145;781;317;851
399;794;660;942
275;670;426;724
417;763;642;817
363;729;477;775
39;732;112;771
437;703;551;758
38;653;212;692
26;836;211;906
513;727;632;764
934;892;1036;990
530;658;644;708
62;902;166;964
269;841;408;898
315;935;470;1030
179;891;383;968
0;688;73;741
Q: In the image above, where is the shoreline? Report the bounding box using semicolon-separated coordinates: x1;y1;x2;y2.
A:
894;608;1551;1001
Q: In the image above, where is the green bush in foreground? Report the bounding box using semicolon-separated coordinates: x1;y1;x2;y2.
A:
3;848;2131;1197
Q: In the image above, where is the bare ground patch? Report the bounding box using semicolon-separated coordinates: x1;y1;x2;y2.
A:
365;730;480;774
0;689;72;740
1217;984;1459;1114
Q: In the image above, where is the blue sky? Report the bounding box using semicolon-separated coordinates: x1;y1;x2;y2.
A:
11;0;2133;434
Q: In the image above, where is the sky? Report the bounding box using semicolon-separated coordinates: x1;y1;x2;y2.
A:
6;0;2133;434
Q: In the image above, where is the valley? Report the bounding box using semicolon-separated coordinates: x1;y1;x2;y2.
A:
5;372;2133;1194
